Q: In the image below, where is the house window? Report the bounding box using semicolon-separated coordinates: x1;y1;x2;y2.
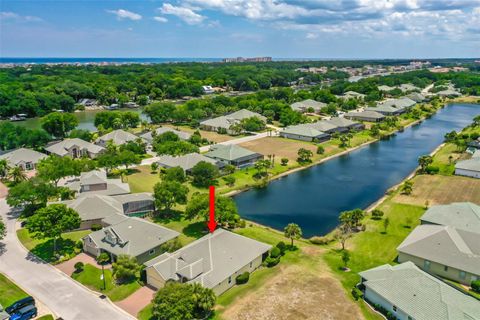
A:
472;276;478;282
149;249;155;255
228;276;232;284
423;260;431;270
393;306;397;312
444;265;448;272
459;271;466;279
250;262;252;268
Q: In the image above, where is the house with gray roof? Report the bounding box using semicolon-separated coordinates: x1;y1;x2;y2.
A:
325;117;365;131
359;262;480;320
55;192;154;230
83;217;179;264
406;92;427;103
378;85;396;92
397;225;480;285
96;129;143;147
227;109;267;122
455;152;480;179
204;144;263;168
290;99;326;114
376;97;416;113
0;148;47;171
366;105;403;116
280;124;330;142
144;229;271;295
398;83;421;92
200;109;266;134
64;169;130;196
437;89;461;97
45;138;105;159
140;127;192;144
420;202;480;233
344;110;385;122
339;91;366;100
306;120;339;134
156;153;222;174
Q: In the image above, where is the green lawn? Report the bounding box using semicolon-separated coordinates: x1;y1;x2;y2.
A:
151;215;206;246
0;273;28;307
138;304;154;320
16;229;91;264
71;264;141;301
37;315;54;320
431;143;458;175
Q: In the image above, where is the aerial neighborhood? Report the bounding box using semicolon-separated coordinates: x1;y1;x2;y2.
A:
0;57;479;320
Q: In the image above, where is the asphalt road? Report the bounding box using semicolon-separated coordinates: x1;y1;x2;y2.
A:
0;199;134;320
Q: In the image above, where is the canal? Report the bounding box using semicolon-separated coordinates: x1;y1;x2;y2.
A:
234;103;480;238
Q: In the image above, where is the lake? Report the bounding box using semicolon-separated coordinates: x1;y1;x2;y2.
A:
234;103;480;238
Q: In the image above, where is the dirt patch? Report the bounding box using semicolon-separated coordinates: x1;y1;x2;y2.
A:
393;175;480;206
239;137;317;161
220;264;362;320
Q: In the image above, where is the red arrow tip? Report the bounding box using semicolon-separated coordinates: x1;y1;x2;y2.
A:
207;220;217;233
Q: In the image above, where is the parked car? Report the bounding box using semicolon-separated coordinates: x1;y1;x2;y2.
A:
8;305;37;320
5;297;34;315
0;303;10;320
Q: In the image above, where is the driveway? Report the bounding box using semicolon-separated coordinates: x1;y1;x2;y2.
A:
0;199;134;320
56;253;112;276
115;286;156;317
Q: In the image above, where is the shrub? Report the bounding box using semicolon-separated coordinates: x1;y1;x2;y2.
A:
91;224;102;231
75;240;83;249
74;262;84;273
472;280;480;293
264;256;280;267
270;247;281;259
371;209;384;220
309;236;332;245
316;145;325;155
276;241;287;254
237;219;246;228
351;287;363;301
235;272;250;285
425;165;440;174
280;158;289;166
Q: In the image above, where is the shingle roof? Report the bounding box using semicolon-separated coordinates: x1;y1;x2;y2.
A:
87;217;179;257
281;124;328;138
55;194;124;221
200;116;238;130
378;85;395;91
325;117;359;128
397;225;480;275
345;110;385;120
290;99;326;112
341;91;366;99
455;158;480;172
359;262;480;320
420;202;480;233
407;92;427;102
64;169;130;196
0;148;47;166
45;138;104;156
377;97;416;110
399;83;420;92
227;109;267;122
140;127;192;143
96;129;140;145
366;105;401;114
437;89;461;96
145;229;271;289
305;120;337;132
156;153;220;171
205;144;261;162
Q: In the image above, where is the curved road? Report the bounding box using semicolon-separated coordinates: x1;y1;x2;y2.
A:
0;199;134;320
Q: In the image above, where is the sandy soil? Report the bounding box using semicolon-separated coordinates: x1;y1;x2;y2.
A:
239;137;317;161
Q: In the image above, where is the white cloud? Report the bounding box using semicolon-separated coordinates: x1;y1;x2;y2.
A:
159;3;205;25
0;11;43;22
107;9;142;21
306;33;318;39
153;16;168;23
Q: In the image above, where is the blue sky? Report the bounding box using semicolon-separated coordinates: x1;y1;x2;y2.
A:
1;0;480;58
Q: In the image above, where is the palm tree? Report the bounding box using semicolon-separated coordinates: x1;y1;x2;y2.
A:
96;253;110;290
191;283;216;317
284;223;302;247
9;166;27;183
0;159;9;179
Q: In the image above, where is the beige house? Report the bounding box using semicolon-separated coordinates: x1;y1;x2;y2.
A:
144;229;271;295
45;138;105;159
63;169;130;196
96;129;143;147
0;148;47;171
397;225;480;285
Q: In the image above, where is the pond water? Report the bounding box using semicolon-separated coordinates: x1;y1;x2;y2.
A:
234;103;480;238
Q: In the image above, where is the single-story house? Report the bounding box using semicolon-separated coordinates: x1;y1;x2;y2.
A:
144;229;271;295
378;85;395;92
45;138;105;159
279;124;330;142
77;99;98;107
156;153;222;174
420;202;480;233
366;105;404;116
376;97;416;113
0;148;47;171
339;91;365;100
204;144;263;168
290;99;326;113
83;217;179;264
200;109;266;134
406;92;427;103
55;192;154;230
96;129;142;147
202;85;214;94
398;83;420;92
344;110;385;122
455;152;480;179
397;225;480;285
64;169;130;196
226;109;267;123
140;127;192;144
468;139;480;150
325;117;365;131
359;262;480;320
306;121;340;134
437;89;461;97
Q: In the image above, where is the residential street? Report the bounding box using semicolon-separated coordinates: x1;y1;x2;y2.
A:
0;199;134;320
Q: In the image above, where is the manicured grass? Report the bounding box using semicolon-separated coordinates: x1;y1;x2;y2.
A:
71;264;141;301
324;201;425;290
151;215;207;245
0;273;28;307
137;304;153;320
37;315;54;320
126;166;161;193
16;229;91;264
431;143;460;175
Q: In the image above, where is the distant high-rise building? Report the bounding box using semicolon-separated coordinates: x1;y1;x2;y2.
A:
222;57;272;63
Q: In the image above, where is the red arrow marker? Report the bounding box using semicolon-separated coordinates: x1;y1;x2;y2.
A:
207;185;217;233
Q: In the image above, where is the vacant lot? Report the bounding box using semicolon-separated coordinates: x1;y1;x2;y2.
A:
163;124;235;143
393;175;480;206
240;137;317;161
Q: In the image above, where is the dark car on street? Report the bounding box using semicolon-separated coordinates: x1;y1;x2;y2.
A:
5;297;34;315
